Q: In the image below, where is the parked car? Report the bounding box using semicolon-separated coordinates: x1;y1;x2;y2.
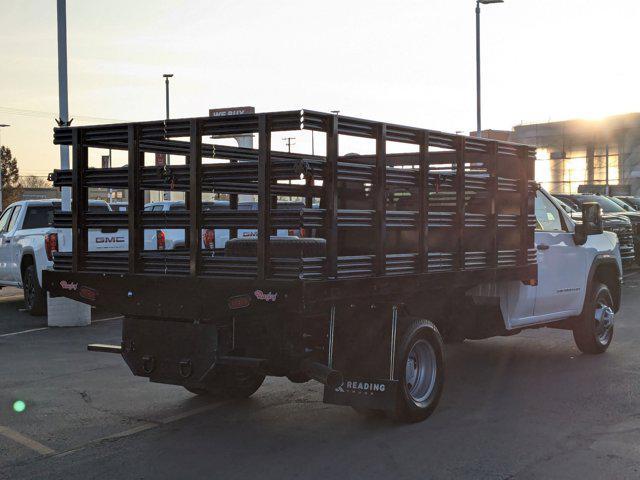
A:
109;201;128;212
555;193;640;264
553;195;635;266
0;200;126;315
615;195;640;210
609;196;637;212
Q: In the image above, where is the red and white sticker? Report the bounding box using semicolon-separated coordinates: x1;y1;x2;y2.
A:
60;280;78;291
254;290;278;302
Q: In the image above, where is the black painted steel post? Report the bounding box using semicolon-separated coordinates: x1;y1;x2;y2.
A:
455;137;466;270
257;114;272;280
71;128;87;272
375;124;387;276
418;131;429;273
488;141;499;269
324;114;339;279
127;125;143;274
189;119;203;276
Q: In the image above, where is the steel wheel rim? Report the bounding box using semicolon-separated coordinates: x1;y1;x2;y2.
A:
595;299;614;346
405;339;437;404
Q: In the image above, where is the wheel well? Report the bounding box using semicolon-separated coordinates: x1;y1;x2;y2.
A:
21;254;35;279
594;263;621;311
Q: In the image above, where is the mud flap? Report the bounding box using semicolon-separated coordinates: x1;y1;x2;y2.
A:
323;378;398;411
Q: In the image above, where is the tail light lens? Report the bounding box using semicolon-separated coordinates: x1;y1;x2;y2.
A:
45;232;59;261
156;230;166;251
202;229;215;249
287;229;307;237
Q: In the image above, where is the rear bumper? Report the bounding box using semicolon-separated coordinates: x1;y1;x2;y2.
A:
43;270;301;322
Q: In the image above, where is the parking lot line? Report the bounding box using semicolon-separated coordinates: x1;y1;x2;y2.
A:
0;426;56;456
0;316;123;338
158;402;226;424
103;422;159;440
92;316;124;323
0;327;48;338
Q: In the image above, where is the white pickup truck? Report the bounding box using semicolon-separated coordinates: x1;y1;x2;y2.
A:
0;200;127;315
144;200;308;251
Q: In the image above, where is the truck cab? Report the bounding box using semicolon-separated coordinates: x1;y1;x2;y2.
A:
497;188;620;331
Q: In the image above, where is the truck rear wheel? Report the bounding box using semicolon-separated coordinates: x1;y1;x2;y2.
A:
23;265;47;316
185;366;265;399
573;282;614;354
391;319;445;423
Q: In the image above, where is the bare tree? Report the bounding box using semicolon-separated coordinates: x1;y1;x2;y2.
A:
20;175;52;189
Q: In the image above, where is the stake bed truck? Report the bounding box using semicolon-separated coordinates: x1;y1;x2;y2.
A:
44;109;621;422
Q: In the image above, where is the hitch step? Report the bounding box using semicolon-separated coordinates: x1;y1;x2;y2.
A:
87;344;122;354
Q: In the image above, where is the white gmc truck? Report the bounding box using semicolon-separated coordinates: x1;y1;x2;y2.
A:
0;200;126;315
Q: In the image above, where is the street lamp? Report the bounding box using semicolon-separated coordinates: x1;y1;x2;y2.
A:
0;124;9;210
162;74;173;201
476;0;503;138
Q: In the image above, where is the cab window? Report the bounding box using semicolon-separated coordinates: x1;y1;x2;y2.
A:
0;207;13;232
535;192;565;232
7;206;22;232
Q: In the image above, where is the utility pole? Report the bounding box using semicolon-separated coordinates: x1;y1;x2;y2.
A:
283;137;296;153
57;0;71;210
0;124;10;210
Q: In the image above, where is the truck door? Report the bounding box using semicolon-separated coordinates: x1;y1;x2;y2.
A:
0;206;21;282
533;191;587;321
0;207;14;281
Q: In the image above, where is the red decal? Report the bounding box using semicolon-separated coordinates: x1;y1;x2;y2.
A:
79;287;97;301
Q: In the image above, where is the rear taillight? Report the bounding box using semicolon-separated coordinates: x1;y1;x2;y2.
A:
45;232;58;261
156;230;166;251
287;229;307;237
202;229;215;249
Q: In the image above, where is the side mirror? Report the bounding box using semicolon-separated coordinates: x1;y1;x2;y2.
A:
582;202;603;235
575;202;603;245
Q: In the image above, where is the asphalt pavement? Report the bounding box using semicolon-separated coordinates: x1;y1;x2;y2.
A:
1;275;640;479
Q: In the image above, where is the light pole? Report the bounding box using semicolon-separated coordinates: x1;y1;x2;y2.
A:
57;0;71;210
163;73;173;201
0;124;10;210
476;0;503;138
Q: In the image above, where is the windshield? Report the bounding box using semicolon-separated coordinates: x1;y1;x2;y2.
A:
554;198;577;213
572;195;626;213
610;197;636;211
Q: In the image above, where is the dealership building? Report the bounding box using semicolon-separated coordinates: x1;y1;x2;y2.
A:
510;113;640;195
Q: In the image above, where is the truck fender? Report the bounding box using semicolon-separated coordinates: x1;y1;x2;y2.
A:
19;250;37;288
580;255;621;316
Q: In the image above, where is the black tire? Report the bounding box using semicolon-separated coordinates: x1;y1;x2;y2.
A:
23;264;47;316
185;366;265;399
391;319;445;423
573;283;614;354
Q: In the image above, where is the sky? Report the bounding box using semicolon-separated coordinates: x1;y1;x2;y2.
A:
1;0;639;177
